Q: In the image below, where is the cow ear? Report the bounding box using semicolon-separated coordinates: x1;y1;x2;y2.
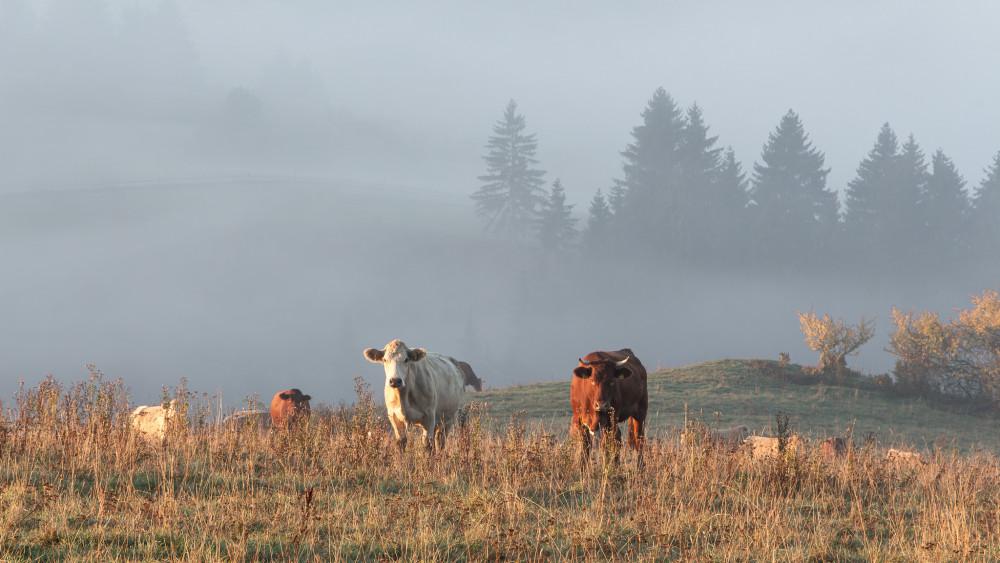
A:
407;348;426;362
279;392;290;400
302;395;311;401
615;367;632;379
573;366;592;379
364;348;385;363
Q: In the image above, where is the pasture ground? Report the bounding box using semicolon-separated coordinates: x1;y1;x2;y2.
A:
1;361;999;561
472;359;1000;453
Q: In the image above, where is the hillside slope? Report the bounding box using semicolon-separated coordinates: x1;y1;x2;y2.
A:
467;359;1000;452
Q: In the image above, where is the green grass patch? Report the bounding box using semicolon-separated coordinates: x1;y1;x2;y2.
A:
469;358;1000;451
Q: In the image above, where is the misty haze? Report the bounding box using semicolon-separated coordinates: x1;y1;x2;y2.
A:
2;1;999;412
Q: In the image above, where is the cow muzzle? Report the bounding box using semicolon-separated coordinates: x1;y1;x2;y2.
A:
388;377;404;389
594;401;611;413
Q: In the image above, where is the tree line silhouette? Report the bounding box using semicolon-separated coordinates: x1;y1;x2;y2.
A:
3;1;996;279
472;90;1000;277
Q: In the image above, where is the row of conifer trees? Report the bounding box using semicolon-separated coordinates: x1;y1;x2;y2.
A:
472;90;999;275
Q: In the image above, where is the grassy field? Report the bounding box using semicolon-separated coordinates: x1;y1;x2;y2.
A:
2;363;1000;561
471;359;1000;453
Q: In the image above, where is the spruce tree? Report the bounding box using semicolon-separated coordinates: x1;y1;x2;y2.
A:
843;123;900;241
612;88;685;251
749;110;837;267
971;152;1000;258
582;189;612;254
893;134;930;265
897;135;929;215
842;124;925;268
922;149;971;260
674;103;724;261
678;104;723;181
537;178;577;255
471;100;547;247
607;181;627;217
713;147;751;263
717;147;751;213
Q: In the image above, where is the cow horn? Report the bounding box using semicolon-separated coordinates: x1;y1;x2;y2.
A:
578;358;593;366
616;356;630;367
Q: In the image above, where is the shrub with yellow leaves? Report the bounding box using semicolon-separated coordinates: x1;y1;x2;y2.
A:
888;289;1000;407
888;307;953;396
797;311;876;381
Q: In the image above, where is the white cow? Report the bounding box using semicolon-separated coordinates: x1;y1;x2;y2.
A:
363;339;465;453
130;399;180;446
222;409;272;431
886;448;927;465
744;435;808;458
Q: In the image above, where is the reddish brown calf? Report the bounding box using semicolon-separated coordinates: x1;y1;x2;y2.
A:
820;436;848;460
270;388;312;428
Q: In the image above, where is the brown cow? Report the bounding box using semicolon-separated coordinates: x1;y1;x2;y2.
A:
270;389;312;428
570;348;648;466
457;361;483;391
820;436;848;460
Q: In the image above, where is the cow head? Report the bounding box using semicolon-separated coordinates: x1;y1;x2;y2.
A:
459;361;483;392
269;388;312;429
279;389;311;416
574;356;632;420
364;339;426;390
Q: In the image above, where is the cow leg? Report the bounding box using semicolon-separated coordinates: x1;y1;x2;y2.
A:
628;416;646;468
435;413;452;452
421;415;437;454
389;413;408;453
433;415;444;452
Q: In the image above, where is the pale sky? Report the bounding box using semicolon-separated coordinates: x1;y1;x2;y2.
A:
171;0;1000;204
4;1;998;402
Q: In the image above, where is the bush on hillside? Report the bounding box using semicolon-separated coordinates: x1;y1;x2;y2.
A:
889;289;1000;408
750;356;826;385
887;308;952;397
798;311;876;382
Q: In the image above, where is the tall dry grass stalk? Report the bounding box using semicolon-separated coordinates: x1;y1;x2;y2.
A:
1;374;998;561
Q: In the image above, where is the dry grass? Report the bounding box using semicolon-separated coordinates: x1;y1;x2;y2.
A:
2;373;1000;562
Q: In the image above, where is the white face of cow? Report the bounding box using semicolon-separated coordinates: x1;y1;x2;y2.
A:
363;340;426;390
